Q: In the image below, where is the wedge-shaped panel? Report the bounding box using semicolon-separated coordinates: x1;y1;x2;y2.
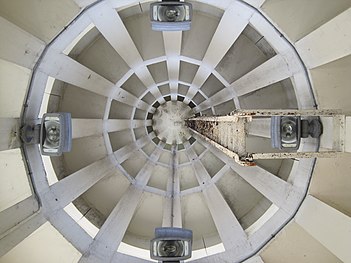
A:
81;169;131;219
120;150;148;178
216;34;268;84
239;81;296;110
60;84;107;119
215;169;272;229
147;165;169;191
63;135;107;175
181;11;220;60
200;151;225;178
121;12;165;60
181;193;221;250
109;129;134;152
147;61;169;84
76;34;130;84
179;165;199;191
124;192;164;249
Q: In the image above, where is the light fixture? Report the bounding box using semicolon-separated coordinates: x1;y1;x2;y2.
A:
150;1;192;31
271;116;322;150
40;113;72;156
271;116;301;150
150;227;193;262
21;112;72;156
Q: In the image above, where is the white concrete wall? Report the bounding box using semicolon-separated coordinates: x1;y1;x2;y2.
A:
0;149;32;212
0;222;82;263
0;0;80;43
0;59;31;118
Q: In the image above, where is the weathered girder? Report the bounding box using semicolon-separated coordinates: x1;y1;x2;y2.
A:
186;109;344;166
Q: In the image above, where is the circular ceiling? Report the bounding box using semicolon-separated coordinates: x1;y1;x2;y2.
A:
152;101;193;145
23;0;318;262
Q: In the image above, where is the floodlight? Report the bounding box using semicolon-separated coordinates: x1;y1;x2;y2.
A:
150;227;193;262
271;116;323;150
150;1;192;31
21;112;72;156
40;113;72;156
271;116;301;150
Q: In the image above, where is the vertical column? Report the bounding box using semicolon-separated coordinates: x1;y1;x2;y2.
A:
162;146;182;228
163;31;182;101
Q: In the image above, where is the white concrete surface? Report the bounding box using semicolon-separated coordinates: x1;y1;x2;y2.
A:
0;212;47;258
296;7;351;69
243;256;265;263
0;118;20;151
0;0;80;43
0;222;82;263
0;59;31;118
0;149;32;213
296;195;351;263
72;119;103;139
73;0;98;8
0;196;39;236
0;17;44;69
261;0;351;42
260;221;343;263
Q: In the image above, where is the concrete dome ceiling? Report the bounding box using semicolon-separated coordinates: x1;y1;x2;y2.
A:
21;0;321;262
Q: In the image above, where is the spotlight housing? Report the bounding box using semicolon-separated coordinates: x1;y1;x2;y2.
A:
150;1;192;31
271;116;301;150
271;116;323;150
150;227;193;261
40;113;72;156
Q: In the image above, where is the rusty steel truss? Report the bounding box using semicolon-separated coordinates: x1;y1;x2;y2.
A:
186;109;345;166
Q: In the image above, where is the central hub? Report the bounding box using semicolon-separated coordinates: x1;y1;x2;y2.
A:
152;101;193;145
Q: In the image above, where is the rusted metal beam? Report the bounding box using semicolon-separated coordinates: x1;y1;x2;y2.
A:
188;127;255;166
188;109;342;122
229;109;342;117
187;109;344;166
250;152;340;160
186;116;248;156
